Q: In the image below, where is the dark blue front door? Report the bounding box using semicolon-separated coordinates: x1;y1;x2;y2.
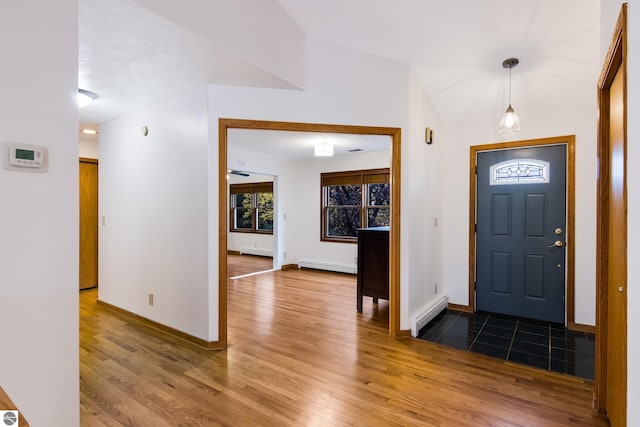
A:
476;145;566;323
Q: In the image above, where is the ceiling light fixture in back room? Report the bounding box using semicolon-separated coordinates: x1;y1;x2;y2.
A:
78;89;98;107
498;58;521;136
314;142;334;157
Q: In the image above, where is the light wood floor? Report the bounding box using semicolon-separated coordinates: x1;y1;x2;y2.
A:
227;253;273;278
80;266;603;426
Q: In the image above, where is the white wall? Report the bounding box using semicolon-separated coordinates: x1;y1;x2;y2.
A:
407;71;445;326
208;38;413;338
284;150;390;270
601;1;639;423
440;105;598;326
0;2;79;426
227;172;274;256
227;143;391;272
99;86;210;340
80;135;99;159
227;146;287;267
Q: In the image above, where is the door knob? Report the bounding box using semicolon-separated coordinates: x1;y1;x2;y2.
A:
619;286;624;293
547;240;564;248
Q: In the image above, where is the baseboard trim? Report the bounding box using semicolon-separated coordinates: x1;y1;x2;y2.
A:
96;300;225;351
448;303;474;313
298;259;356;274
240;247;273;257
281;263;298;270
568;322;595;334
228;250;241;255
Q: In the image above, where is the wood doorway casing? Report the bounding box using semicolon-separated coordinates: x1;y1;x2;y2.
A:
218;119;402;347
594;4;627;421
467;136;576;326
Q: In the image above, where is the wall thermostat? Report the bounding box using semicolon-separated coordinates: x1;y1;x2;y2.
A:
2;142;48;172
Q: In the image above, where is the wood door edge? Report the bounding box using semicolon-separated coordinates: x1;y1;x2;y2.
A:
594;3;627;416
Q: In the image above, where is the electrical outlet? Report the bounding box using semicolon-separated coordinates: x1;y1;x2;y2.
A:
148;293;154;306
283;251;287;259
435;284;438;294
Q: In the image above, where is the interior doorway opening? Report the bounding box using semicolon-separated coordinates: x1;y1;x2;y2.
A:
218;119;402;347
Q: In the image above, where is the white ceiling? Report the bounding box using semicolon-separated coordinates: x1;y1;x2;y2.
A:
79;0;601;137
275;0;600;124
229;129;390;161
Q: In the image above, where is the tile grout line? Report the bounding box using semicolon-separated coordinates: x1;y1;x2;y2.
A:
548;323;552;370
436;311;461;342
506;319;518;360
469;313;490;351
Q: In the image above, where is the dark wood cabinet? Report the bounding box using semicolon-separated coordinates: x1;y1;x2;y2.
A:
356;227;389;312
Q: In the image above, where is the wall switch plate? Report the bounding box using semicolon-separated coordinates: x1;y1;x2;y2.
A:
148;293;154;306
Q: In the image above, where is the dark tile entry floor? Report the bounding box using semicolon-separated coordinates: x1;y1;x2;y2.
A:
417;310;595;380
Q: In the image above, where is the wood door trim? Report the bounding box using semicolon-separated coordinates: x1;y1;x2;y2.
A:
218;118;402;347
468;136;576;326
594;4;627;417
80;157;98;164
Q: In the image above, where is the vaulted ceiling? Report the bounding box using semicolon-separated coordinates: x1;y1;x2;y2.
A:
79;0;600;131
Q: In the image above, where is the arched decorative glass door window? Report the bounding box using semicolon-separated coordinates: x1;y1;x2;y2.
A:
489;158;550;185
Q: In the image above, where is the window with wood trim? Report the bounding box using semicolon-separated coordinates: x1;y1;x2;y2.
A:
229;182;274;234
321;168;390;242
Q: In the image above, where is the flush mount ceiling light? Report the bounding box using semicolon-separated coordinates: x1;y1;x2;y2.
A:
77;89;98;107
314;142;334;157
498;58;522;136
81;129;98;135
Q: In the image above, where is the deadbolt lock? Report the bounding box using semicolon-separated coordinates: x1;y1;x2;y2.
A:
555;228;563;235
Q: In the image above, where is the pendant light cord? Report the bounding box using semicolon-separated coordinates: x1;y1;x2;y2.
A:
509;66;512;106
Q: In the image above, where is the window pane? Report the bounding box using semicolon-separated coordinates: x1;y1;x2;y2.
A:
256;192;274;231
327;207;360;237
234;193;252;208
489;159;550;185
368;183;390;205
235;208;252;229
368;207;390;227
328;185;361;206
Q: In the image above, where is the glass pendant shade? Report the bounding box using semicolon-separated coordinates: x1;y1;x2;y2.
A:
498;58;521;136
498;104;521;136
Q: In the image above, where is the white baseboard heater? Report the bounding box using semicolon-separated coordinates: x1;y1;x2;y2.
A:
298;259;356;274
411;296;449;337
240;247;273;257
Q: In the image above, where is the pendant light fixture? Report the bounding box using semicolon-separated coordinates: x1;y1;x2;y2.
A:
498;58;521;136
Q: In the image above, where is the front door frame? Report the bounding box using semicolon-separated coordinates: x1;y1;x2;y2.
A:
468;136;576;326
218;118;402;347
